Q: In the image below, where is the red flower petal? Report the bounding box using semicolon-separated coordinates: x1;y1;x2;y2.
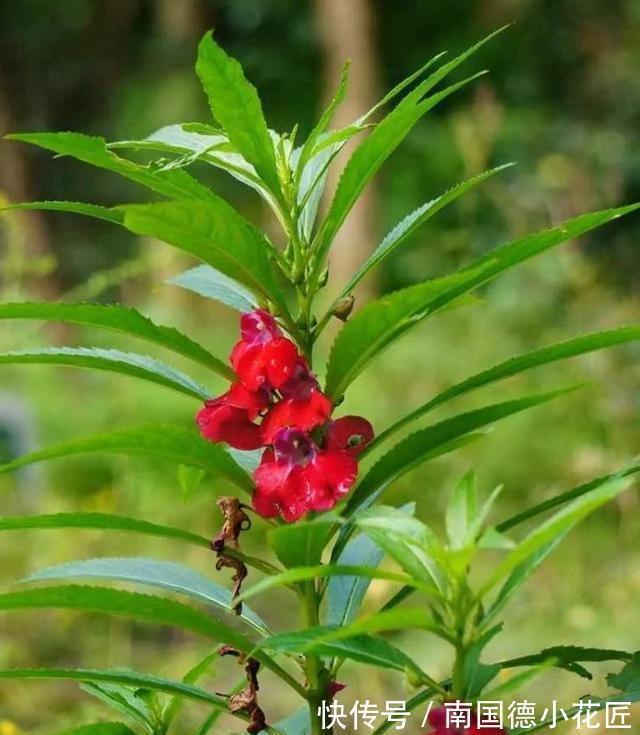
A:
325;415;374;456
261;390;332;443
197;401;263;450
231;337;299;391
239;309;280;343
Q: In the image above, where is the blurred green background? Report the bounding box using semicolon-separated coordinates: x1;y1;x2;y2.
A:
0;1;639;733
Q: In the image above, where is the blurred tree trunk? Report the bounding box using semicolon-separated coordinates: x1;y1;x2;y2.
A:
314;0;380;303
0;62;59;299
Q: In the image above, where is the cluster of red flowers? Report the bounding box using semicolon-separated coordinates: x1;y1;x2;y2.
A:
197;309;373;522
426;706;506;735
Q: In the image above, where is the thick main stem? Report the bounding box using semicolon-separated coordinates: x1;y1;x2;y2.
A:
303;581;329;735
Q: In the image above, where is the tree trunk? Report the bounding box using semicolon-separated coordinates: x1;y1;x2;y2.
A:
314;0;380;304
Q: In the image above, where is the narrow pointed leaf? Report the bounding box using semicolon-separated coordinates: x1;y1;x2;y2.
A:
6;132;214;202
341;165;512;296
1;200;123;224
348;388;574;514
196;33;281;199
0;347;210;399
261;626;428;679
0;302;232;377
168;265;257;313
0;512;210;547
0;668;228;709
268;515;339;569
0;424;253;493
313;72;487;266
22;557;268;633
325;204;640;399
372;325;640;451
119;201;289;318
0;587;292;683
481;474;634;598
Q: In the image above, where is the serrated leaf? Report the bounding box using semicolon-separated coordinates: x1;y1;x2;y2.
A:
481;474;634;602
503;646;632;682
348;388;574;515
373;325;640;451
268;515;339;569
0;512;210;547
6;132;214;202
312;72;486;267
325;204;640;399
1;200;123;224
0;667;228;709
0;586;291;682
0;424;253;493
260;626;428;679
607;653;640;693
497;462;640;533
196;33;281;199
22;557;268;634
80;681;153;728
0;301;232;377
119;200;289;318
168;265;257;313
0;347;210;399
341;165;512;296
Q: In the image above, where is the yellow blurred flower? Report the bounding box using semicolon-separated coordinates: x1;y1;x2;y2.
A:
0;721;20;735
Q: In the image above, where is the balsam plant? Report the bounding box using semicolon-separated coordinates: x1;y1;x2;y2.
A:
0;27;639;735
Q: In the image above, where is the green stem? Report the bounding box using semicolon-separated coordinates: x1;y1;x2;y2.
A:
303;581;327;735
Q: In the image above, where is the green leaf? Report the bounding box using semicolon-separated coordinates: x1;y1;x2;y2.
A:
497;462;640;533
325;503;415;627
80;681;154;729
0;587;293;685
196;33;281;199
461;626;502;698
1;200;124;224
168;265;257;313
295;62;350;183
261;626;428;680
0;585;255;647
0;301;232;377
354;506;444;592
0;424;253;493
607;653;640;693
119;201;289;318
341;165;512;296
269;708;310;735
502;646;632;681
22;557;268;634
312;72;487;268
372;325;640;451
481;474;634;600
0;667;228;709
446;470;478;550
53;724;137;735
348;388;574;514
0;512;210;547
235;564;427;605
268;515;338;568
111;124;273;203
325;204;640;399
0;347;210;400
177;465;205;501
6;132;214;202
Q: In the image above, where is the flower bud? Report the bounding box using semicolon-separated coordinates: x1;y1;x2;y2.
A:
331;295;355;322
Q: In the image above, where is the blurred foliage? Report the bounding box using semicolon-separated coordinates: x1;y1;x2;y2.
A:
0;1;639;732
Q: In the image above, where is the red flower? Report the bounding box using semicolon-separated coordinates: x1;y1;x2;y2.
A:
426;706;507;735
327;681;346;699
197;383;268;450
326;415;374;456
230;310;299;391
261;361;332;443
253;428;358;522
